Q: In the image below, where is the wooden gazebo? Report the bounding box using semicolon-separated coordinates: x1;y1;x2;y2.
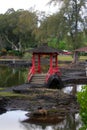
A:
27;45;63;88
73;47;87;63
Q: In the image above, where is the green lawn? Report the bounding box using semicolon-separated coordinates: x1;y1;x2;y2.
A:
58;55;87;61
58;55;73;61
80;56;87;61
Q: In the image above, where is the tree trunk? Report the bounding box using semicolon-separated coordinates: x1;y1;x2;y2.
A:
5;35;18;50
73;51;79;63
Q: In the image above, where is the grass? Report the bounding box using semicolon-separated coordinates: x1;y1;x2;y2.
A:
58;55;73;61
0;91;38;99
58;55;87;61
0;91;27;98
79;56;87;61
0;88;5;91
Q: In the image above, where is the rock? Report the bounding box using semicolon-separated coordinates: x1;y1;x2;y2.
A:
32;107;48;116
0;97;7;114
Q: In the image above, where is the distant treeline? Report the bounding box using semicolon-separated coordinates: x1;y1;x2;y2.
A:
0;0;87;52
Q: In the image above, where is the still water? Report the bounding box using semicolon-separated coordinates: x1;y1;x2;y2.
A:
0;66;28;87
0;110;82;130
0;66;84;130
0;110;27;130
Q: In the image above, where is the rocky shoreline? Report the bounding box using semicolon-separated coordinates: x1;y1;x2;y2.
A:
0;86;79;124
7;87;79;111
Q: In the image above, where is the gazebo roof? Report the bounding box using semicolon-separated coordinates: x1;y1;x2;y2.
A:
31;45;60;54
74;47;87;52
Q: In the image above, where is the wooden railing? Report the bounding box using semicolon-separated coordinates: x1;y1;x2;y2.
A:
27;66;35;82
46;67;61;83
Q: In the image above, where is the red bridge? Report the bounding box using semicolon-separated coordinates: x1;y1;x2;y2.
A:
27;45;63;88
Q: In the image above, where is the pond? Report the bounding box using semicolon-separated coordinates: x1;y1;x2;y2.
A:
0;66;85;130
0;110;82;130
0;110;27;130
0;66;28;87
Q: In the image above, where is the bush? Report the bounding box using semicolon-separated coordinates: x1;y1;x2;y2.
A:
22;52;32;60
77;85;87;128
7;50;22;57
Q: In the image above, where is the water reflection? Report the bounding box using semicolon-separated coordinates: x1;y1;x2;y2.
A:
0;110;28;130
22;113;82;130
0;66;28;87
62;85;83;94
0;110;82;130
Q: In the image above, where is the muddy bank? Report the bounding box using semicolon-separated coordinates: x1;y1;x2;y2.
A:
6;86;79;124
5;87;79;115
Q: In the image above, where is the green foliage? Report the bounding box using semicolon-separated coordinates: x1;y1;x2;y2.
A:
48;37;58;48
7;50;22;56
22;52;32;60
48;0;87;50
48;37;67;50
0;1;87;51
58;40;67;50
0;9;38;50
77;85;87;128
79;125;87;130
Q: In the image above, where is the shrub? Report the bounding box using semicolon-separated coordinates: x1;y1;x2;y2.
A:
77;85;87;128
22;52;32;60
8;50;22;57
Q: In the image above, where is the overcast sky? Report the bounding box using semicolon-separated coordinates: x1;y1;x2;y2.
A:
0;0;58;14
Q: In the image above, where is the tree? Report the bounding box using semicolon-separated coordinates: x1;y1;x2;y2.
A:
49;0;87;50
14;10;38;49
37;12;68;49
48;0;87;63
0;9;38;51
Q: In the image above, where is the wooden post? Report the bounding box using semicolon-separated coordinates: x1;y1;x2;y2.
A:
73;51;79;63
32;54;35;67
50;54;53;68
55;54;58;67
38;54;41;73
85;60;87;76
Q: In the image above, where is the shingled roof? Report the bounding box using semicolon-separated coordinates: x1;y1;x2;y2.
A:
32;45;60;54
74;47;87;52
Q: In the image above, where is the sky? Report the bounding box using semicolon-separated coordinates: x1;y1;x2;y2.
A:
0;0;59;14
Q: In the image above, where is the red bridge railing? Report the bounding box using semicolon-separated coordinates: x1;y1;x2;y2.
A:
46;67;61;83
27;66;35;82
